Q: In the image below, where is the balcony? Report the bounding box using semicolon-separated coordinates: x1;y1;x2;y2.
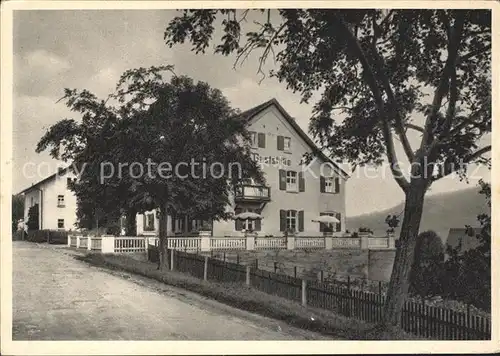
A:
234;185;271;202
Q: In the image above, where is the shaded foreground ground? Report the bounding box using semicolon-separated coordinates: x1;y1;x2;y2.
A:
12;241;329;340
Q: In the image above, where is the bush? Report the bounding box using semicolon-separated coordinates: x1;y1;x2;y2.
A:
409;230;445;298
26;229;68;244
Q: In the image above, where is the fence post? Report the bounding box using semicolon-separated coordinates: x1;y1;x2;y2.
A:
274;262;278;273
255;258;258;269
67;234;71;247
378;281;382;296
87;237;92;251
223;252;226;262
246;265;251;286
170;249;175;271
301;279;307;306
237;254;240;265
76;235;81;249
204;256;208;281
294;266;297;278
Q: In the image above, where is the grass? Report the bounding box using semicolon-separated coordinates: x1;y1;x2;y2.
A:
77;252;424;340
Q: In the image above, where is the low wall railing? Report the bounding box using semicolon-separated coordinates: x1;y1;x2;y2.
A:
68;233;396;254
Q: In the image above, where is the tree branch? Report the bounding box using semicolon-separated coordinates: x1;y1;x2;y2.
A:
420;12;465;151
370;14;415;163
458;44;491;64
334;15;410;192
405;123;425;133
432;145;491;181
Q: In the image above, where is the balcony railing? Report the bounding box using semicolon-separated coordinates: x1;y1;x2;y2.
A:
234;185;271;201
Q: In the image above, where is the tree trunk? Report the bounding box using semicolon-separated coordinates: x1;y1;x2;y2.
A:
381;179;427;330
125;208;137;236
158;202;169;270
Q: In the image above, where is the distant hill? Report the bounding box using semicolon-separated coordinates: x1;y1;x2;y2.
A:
346;187;490;241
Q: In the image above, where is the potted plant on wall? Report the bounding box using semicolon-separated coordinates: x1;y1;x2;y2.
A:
199;220;212;238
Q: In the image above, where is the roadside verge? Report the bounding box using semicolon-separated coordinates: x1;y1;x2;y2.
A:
77;252;423;340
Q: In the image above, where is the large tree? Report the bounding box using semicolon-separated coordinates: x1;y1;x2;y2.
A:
37;66;263;268
164;9;491;329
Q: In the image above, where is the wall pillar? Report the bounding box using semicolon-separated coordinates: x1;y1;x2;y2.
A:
360;234;369;250
200;230;211;252
101;235;115;253
324;236;333;250
76;236;81;249
286;235;295;250
246;233;255;250
388;233;396;249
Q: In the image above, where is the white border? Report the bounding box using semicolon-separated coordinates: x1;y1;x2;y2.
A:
1;1;499;354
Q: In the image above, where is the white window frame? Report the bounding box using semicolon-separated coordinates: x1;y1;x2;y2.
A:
242;208;255;231
57;195;65;207
249;131;258;148
286;210;297;231
324;178;334;193
57;219;64;229
144;213;155;231
283;137;291;151
286;171;298;192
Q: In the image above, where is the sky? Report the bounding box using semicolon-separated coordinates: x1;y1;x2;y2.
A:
12;9;491;217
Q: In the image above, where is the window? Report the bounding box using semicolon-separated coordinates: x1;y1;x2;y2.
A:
57;219;64;229
30;197;34;207
286;210;297;231
325;178;334;193
143;213;155;231
283;137;291;151
321;176;340;194
319;212;342;232
57;195;65;207
67;177;73;188
286;171;298;192
277;136;291;151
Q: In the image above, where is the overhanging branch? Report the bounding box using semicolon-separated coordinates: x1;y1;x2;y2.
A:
333;15;410;192
432;145;491;181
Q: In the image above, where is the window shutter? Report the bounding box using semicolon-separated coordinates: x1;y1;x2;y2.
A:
277;135;284;151
257;132;266;148
143;214;146;231
279;169;287;190
319;212;326;232
298;172;305;192
234;208;242;231
255;218;261;231
320;176;325;193
336;212;342;232
279;210;287;232
335;177;340;193
298;210;304;232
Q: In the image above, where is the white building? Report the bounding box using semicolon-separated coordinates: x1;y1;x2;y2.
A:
19;168;78;231
137;98;349;237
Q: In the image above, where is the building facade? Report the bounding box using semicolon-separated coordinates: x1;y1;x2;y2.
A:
137;99;349;237
19;168;78;231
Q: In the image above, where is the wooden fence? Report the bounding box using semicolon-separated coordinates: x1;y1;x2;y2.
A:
166;249;490;340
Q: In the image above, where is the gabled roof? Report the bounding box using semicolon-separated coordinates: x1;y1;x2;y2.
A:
17;167;69;195
446;227;481;252
237;98;349;179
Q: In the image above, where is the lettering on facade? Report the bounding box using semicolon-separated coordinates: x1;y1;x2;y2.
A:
251;153;291;167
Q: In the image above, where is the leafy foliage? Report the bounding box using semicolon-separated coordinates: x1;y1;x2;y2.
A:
12;195;24;232
37;66;263;233
26;204;39;231
442;179;490;311
164;9;491;326
408;230;445;298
